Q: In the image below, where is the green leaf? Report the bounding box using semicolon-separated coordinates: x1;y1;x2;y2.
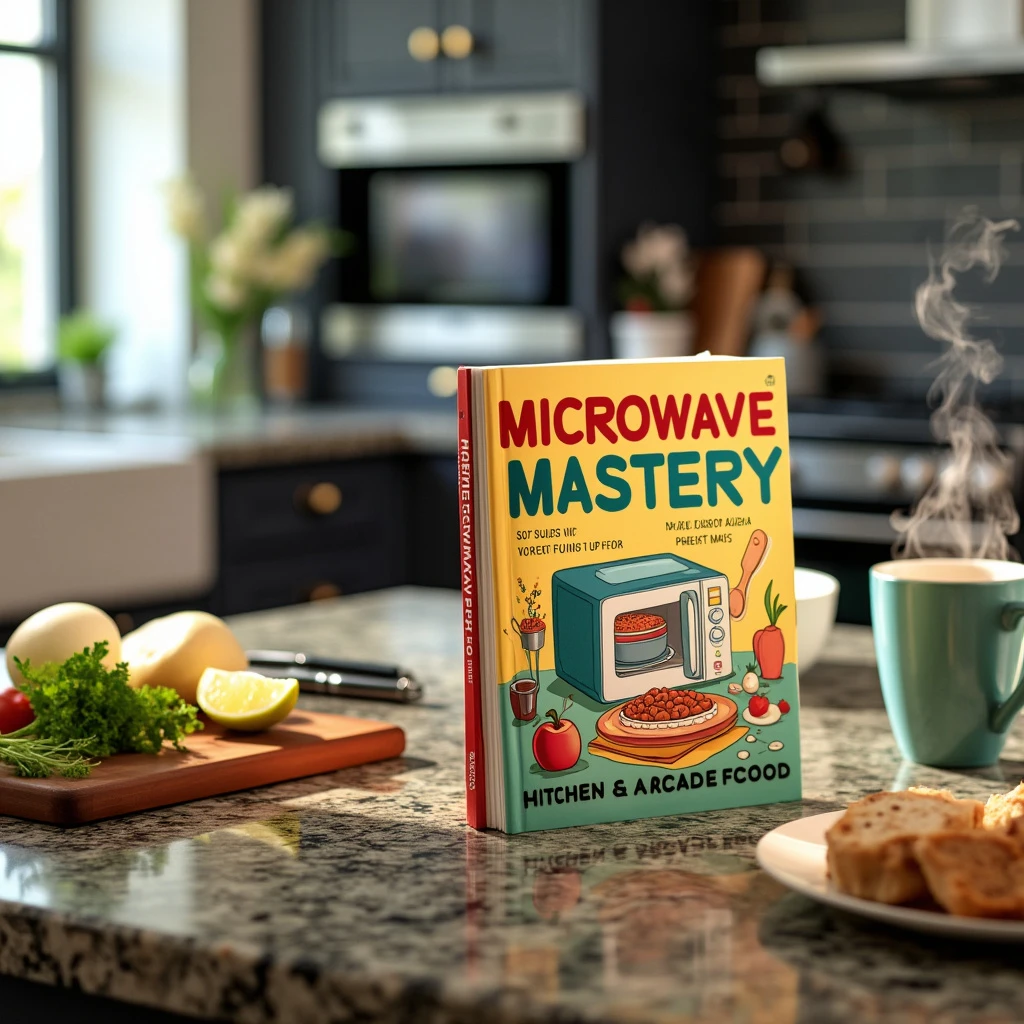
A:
57;312;116;364
10;642;201;775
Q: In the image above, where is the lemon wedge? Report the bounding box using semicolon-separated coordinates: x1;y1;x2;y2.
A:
196;668;299;732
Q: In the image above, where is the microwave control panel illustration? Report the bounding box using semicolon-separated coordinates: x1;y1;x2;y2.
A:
552;553;733;704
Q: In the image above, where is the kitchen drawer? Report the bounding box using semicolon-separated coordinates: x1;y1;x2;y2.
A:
219;545;404;615
218;457;406;564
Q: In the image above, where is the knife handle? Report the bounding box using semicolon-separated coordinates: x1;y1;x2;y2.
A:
246;649;404;679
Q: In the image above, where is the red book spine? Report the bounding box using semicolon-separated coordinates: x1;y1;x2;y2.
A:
458;367;487;829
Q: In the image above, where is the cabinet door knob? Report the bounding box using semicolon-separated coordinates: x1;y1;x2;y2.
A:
297;481;343;516
408;26;440;61
427;365;458;398
306;582;342;602
440;24;474;59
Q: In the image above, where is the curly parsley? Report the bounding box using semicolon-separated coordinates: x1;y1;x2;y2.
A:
1;641;202;777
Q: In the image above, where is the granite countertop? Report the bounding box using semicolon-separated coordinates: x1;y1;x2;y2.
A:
3;589;1024;1023
0;406;457;467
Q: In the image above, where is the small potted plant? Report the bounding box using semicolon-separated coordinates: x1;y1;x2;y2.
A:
611;222;694;359
56;311;116;410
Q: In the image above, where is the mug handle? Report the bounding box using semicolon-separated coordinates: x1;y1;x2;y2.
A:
990;602;1024;733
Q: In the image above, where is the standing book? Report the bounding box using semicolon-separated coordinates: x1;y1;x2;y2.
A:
458;356;800;833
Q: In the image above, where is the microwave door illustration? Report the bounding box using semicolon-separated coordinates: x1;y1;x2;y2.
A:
552;554;733;705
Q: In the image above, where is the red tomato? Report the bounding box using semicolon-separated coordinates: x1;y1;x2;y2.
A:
748;694;770;718
0;688;35;734
533;717;581;772
778;699;791;714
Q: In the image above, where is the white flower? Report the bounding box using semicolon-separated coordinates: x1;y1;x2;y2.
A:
621;222;689;279
164;177;205;242
205;274;247;312
254;228;330;292
209;233;244;276
232;186;294;247
644;224;689;271
658;264;694;307
621;238;656;279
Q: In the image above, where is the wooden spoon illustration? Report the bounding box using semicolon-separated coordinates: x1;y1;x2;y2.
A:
729;529;768;619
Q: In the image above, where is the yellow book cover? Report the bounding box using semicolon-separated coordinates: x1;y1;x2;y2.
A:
459;356;799;833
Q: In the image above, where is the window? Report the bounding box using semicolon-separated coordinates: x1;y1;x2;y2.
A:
0;0;69;377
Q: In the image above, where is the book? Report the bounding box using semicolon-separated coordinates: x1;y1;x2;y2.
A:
458;356;800;833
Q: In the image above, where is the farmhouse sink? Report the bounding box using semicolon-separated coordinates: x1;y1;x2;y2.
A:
0;429;214;620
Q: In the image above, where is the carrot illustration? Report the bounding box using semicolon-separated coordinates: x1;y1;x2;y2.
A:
753;580;787;680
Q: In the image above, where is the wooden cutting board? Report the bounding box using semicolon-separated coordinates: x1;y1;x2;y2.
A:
0;710;405;825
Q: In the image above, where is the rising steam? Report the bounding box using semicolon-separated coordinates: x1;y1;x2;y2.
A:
892;209;1020;560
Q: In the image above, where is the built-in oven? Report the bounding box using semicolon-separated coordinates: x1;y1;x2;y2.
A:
317;91;585;368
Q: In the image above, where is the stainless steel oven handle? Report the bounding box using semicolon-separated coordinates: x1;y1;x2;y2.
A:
792;508;897;544
792;507;1006;548
679;590;701;680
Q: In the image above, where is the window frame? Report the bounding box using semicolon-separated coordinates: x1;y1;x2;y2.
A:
0;0;71;387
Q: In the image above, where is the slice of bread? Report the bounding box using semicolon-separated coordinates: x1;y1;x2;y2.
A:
914;831;1024;918
826;790;984;905
907;786;959;802
983;782;1024;832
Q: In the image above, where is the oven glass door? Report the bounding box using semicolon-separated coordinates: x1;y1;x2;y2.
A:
337;163;569;308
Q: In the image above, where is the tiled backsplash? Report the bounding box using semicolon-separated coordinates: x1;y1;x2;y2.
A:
717;0;1024;399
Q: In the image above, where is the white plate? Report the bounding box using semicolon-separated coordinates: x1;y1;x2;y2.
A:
756;810;1024;941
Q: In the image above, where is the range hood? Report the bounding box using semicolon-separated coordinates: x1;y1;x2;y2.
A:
757;0;1024;90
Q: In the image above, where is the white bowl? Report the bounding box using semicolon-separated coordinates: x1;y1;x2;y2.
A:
794;567;840;672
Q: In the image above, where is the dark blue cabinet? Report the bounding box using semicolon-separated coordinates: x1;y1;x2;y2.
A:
316;0;443;97
441;0;582;91
314;0;583;99
216;457;409;614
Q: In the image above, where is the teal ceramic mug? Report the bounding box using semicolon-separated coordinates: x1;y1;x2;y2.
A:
870;558;1024;768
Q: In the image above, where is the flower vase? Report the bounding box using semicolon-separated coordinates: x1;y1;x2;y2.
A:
609;311;694;359
188;327;259;411
57;361;106;410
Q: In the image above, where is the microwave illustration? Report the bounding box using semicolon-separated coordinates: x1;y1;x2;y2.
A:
551;553;733;704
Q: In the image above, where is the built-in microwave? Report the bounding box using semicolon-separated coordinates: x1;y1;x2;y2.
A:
552;554;734;705
317;91;585;366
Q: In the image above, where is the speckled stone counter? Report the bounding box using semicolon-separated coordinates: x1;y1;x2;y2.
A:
0;406;456;467
3;591;1024;1023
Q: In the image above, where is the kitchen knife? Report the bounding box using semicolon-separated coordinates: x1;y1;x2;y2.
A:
245;650;422;703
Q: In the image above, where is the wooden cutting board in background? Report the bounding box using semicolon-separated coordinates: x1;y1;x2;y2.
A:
692;248;767;356
0;710;405;825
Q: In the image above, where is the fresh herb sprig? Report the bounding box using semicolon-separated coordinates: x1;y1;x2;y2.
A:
0;642;202;778
0;728;95;778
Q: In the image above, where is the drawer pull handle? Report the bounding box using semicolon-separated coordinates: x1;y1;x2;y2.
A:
307;582;342;602
440;24;474;59
408;26;440;62
298;482;343;516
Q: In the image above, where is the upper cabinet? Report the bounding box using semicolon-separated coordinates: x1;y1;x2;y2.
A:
317;0;443;96
440;0;581;91
316;0;582;98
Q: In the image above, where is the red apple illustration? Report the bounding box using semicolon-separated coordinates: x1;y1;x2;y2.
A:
533;694;581;772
